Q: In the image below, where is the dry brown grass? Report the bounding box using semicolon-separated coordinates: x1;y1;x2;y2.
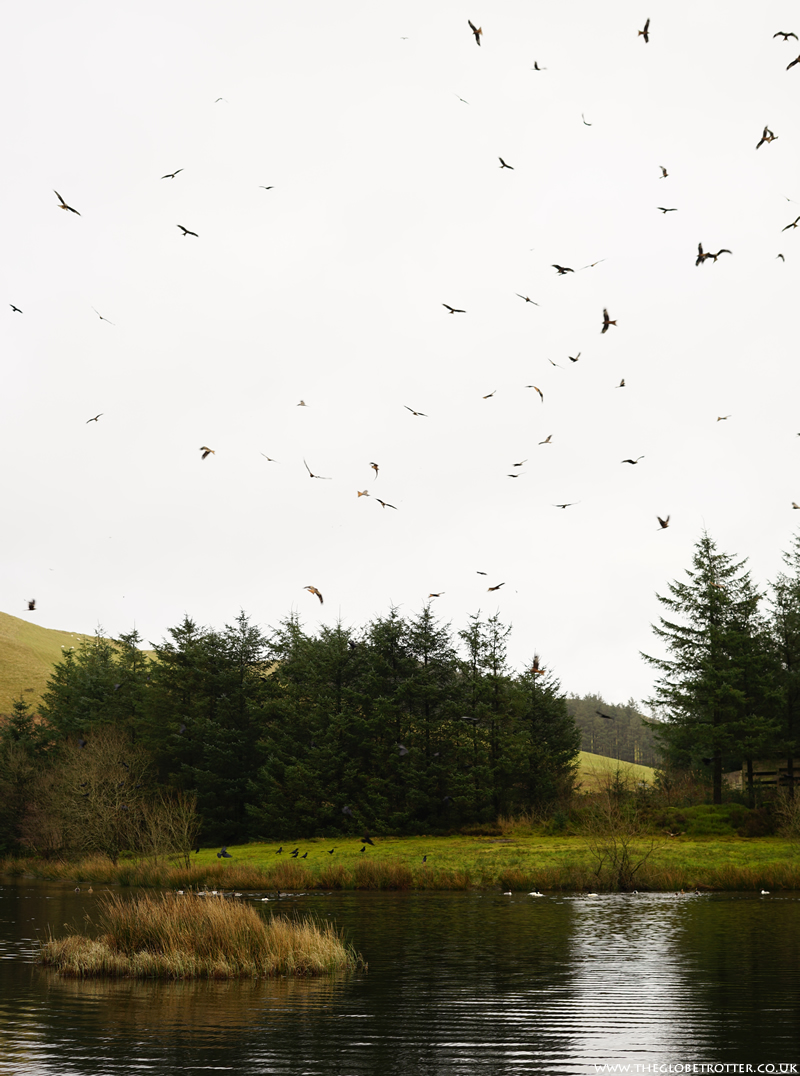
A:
38;891;364;979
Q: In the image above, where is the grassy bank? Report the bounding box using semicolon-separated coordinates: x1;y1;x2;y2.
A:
38;891;364;979
8;832;800;894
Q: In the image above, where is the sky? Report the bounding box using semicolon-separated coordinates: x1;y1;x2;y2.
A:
3;1;800;710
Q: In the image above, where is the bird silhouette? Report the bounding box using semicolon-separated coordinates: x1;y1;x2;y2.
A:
91;307;114;324
516;294;539;304
468;19;482;45
617;379;626;388
531;654;545;675
717;415;731;422
398;743;409;756
539;434;552;445
498;157;514;169
569;352;581;363
621;456;644;464
428;591;444;598
376;498;397;509
9;304;22;313
657;515;671;529
304;585;324;604
370;462;379;479
582;113;592;125
659;166;668;178
357;490;369;498
200;446;215;459
177;224;198;237
552;264;574;274
638;17;650;42
786;55;800;70
86;414;103;423
27;599;36;611
775;30;798;40
483;389;496;398
601;308;617;333
782;215;800;231
442;303;466;313
361;834;375;846
553;502;577;509
404;405;428;416
657;207;677;213
755;125;777;149
304;459;331;479
275;847;283;853
161;169;183;179
487;582;505;591
217;847;233;859
528;385;544;402
54;190;80;214
596;710;614;720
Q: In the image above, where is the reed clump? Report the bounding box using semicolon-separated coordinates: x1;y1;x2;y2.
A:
38;891;364;979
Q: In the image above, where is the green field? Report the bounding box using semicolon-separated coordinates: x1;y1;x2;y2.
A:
0;611;95;716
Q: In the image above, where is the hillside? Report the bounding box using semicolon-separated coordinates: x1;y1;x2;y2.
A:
0;611;94;716
576;750;656;791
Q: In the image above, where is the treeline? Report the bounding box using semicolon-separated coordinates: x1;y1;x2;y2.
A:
0;608;581;855
567;696;661;768
645;531;800;803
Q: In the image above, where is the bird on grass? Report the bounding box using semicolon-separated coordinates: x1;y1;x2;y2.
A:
200;446;215;459
601;308;617;333
304;585;323;604
638;18;650;42
275;847;283;854
326;848;335;854
177;224;198;237
54;190;80;214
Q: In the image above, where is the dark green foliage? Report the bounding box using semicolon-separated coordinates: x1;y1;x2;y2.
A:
0;697;51;853
567;695;661;767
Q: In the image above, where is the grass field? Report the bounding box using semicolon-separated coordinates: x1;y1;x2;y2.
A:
576;751;655;789
0;611;95;717
8;831;800;893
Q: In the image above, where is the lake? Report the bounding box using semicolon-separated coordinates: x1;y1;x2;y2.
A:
1;881;798;1074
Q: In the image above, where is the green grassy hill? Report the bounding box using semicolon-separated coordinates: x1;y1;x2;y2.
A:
0;611;94;716
576;750;656;789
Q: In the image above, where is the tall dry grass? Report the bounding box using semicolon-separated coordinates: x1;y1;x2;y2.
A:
38;891;364;979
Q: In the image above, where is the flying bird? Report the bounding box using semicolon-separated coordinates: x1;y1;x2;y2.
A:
304;459;331;479
9;304;22;313
782;215;800;231
357;490;369;498
370;462;379;479
756;125;778;149
304;585;324;604
54;190;80;214
531;61;546;71
793;503;800;510
453;93;470;104
428;592;444;598
177;225;198;236
621;456;645;464
483;389;496;399
468;19;482;45
553;502;577;509
91;307;114;324
596;710;614;720
657;207;677;213
528;385;544;402
512;459;527;467
27;599;36;611
86;414;103;423
775;31;798;40
443;303;466;313
569;352;581;363
717;415;731;421
161;169;183;179
777;254;785;261
617;379;626;388
361;834;375;846
638;18;650;42
398;743;409;757
200;446;215;459
581;113;592;125
498;157;514;169
259;185;274;190
487;583;505;591
261;453;279;461
706;248;732;263
657;515;671;529
376;499;397;509
516;294;539;304
405;405;428;416
297;399;307;406
539;434;552;445
601;308;617;333
787;55;800;69
552;264;574;274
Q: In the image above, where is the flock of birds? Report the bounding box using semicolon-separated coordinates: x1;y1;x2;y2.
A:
10;12;800;683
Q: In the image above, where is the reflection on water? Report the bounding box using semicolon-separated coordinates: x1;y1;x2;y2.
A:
1;882;798;1075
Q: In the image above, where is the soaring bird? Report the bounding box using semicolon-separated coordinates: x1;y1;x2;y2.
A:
793;503;800;510
370;462;379;479
657;515;671;529
200;446;215;459
468;19;482;45
657;207;677;213
617;379;626;388
787;55;800;69
487;583;505;591
596;710;614;720
443;303;466;313
27;599;36;611
756;125;778;149
91;307;114;324
357;490;369;498
297;399;307;406
404;405;428;416
516;293;539;305
582;113;592;125
161;169;183;179
601;308;617;333
304;585;323;604
553;502;577;509
621;456;644;464
539;434;552;445
706;248;732;263
483;389;496;399
552;264;574;274
54;190;80;214
259;185;274;190
177;224;198;236
86;414;103;423
717;415;731;421
498;157;514;169
569;352;581;363
775;30;798;40
376;498;397;509
659;165;668;178
638;18;650;42
782;215;800;231
304;459;331;479
428;592;444;598
9;304;22;313
527;385;544;402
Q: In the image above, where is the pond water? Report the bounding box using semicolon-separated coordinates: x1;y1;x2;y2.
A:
1;881;798;1075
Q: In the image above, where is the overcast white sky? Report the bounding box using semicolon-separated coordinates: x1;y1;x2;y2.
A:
3;1;800;709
